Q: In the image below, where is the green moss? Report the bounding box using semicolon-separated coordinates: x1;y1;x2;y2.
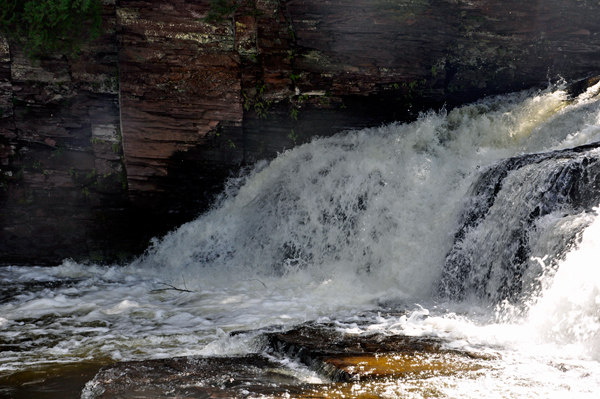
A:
0;0;103;59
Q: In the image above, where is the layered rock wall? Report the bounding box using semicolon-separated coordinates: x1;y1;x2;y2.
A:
0;1;130;264
0;0;599;264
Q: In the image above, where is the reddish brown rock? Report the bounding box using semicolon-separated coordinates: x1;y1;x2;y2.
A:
118;0;244;198
0;1;131;265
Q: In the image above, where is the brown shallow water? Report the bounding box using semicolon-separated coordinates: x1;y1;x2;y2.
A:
0;362;105;399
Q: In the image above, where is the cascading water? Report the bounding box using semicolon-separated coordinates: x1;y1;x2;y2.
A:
2;79;600;397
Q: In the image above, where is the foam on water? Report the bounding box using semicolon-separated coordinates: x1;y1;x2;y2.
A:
1;81;600;396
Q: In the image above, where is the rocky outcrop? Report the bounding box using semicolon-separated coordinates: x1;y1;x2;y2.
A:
118;1;244;203
1;0;600;264
265;322;484;382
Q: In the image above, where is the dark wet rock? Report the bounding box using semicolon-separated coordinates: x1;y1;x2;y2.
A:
440;140;600;302
265;323;482;382
0;362;104;399
566;76;600;99
82;354;310;399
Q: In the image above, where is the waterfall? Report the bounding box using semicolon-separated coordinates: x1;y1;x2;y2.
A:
2;79;600;392
138;79;600;304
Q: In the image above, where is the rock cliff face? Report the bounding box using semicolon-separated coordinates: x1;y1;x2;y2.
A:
1;0;599;264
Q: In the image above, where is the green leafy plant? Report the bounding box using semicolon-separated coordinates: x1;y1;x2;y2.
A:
242;83;272;118
319;91;332;106
290;108;299;121
287;129;298;144
50;145;64;159
254;99;271;119
0;0;103;59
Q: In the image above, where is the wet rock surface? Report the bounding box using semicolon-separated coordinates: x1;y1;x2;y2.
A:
83;354;311;399
83;321;489;398
441;136;600;302
266;322;483;382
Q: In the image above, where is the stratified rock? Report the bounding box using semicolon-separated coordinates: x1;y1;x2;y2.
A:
0;2;133;266
118;0;244;199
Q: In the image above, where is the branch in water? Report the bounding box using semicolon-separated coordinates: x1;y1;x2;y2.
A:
247;278;267;288
150;283;195;293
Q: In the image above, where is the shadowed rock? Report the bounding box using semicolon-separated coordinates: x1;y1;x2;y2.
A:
440;140;600;302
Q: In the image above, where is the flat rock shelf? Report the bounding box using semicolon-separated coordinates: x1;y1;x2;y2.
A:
83;320;493;398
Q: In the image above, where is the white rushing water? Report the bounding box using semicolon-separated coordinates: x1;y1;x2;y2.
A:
2;80;600;397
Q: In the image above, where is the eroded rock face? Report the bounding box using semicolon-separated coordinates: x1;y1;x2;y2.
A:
1;0;599;264
118;0;244;199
